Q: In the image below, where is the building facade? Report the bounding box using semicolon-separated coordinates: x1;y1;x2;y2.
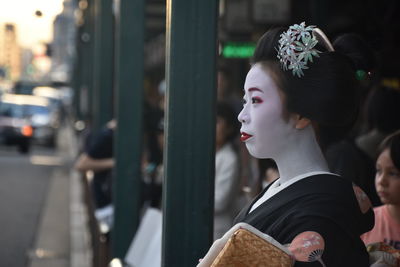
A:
0;23;21;81
51;0;76;83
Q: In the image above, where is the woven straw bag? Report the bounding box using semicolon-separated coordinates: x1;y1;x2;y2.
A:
211;228;293;267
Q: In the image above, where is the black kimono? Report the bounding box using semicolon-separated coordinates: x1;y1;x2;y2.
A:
234;174;374;267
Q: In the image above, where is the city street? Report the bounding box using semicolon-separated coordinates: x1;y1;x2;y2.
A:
0;141;68;267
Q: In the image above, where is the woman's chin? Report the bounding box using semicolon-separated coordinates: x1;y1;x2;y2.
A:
246;145;268;159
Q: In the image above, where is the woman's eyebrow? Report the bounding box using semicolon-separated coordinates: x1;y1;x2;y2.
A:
248;87;264;93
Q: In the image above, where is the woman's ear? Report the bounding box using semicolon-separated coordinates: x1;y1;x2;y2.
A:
293;114;311;129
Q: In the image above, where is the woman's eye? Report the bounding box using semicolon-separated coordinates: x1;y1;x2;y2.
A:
242;99;247;106
251;97;263;104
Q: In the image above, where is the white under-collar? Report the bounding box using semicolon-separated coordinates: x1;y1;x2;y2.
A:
249;171;338;213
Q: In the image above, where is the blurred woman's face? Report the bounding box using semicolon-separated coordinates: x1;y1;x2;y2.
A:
237;63;293;158
375;148;400;205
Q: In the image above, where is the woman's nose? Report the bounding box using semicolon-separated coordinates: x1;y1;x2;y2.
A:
238;108;249;123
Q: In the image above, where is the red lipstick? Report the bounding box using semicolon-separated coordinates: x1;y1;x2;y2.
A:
240;132;253;142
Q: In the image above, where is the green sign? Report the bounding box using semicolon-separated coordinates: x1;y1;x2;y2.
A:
222;42;256;58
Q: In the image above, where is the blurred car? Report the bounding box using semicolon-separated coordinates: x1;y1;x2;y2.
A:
12;81;39;95
0;94;60;149
32;86;63;110
32;86;65;124
0;95;34;153
29;106;60;147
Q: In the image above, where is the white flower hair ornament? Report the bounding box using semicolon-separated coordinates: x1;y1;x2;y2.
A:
277;22;334;78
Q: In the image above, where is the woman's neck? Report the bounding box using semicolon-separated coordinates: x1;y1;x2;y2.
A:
274;125;329;184
387;204;400;224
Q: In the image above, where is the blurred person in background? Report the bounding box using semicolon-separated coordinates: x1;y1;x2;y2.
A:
218;66;259;203
217;66;242;116
75;119;116;208
355;79;400;161
74;99;164;210
142;114;164;209
253;158;279;196
327;75;400;207
324;33;383;207
141;78;165;208
361;130;400;249
214;101;244;240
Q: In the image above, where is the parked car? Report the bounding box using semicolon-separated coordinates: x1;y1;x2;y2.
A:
32;86;63;111
12;81;39;95
0;95;35;153
32;86;65;125
28;103;60;147
0;94;59;149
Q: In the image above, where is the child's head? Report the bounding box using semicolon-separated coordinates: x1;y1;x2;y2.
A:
375;130;400;205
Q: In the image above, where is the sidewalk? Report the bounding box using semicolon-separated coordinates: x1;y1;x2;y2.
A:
28;122;92;267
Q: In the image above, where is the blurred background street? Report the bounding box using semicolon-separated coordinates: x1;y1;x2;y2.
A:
0;1;79;266
0;144;58;267
0;121;79;267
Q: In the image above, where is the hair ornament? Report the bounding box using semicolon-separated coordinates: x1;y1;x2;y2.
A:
355;70;367;81
277;22;322;78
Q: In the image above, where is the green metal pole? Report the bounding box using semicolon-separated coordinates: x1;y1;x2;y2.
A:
113;0;145;258
78;0;95;122
92;0;114;131
162;0;218;266
70;0;80;121
72;23;83;121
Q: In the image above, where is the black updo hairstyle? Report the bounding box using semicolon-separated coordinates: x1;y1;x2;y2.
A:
378;130;400;170
252;26;372;147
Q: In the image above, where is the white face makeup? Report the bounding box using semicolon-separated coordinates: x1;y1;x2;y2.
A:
238;63;294;159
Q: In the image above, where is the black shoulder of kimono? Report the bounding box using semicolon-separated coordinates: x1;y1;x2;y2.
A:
292;174;374;237
232;174;373;266
234;174;374;239
279;215;370;267
233;180;274;224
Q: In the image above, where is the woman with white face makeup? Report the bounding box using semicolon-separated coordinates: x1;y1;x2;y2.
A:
232;23;375;266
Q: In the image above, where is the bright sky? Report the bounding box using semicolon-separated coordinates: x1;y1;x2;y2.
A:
0;0;64;48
